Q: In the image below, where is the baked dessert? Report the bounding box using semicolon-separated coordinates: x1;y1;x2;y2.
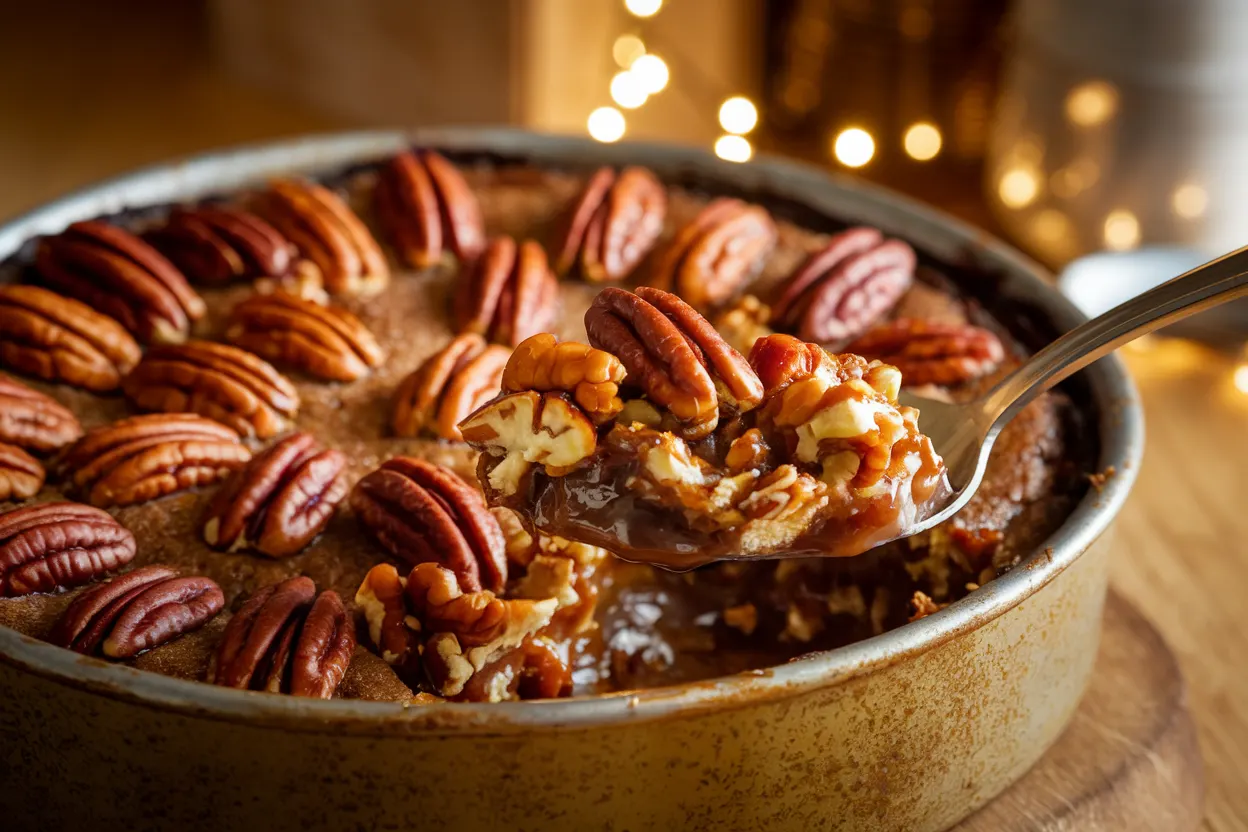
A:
0;149;1086;702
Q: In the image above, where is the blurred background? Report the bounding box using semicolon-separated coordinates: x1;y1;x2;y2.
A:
1;2;1245;824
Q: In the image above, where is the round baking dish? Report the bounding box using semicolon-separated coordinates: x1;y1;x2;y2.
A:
0;129;1142;832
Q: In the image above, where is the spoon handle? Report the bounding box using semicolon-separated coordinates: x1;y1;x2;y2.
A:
982;244;1248;427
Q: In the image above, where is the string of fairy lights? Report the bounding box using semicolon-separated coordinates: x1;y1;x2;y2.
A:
586;0;761;161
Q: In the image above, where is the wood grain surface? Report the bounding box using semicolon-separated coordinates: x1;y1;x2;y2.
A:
0;7;1243;829
956;589;1204;830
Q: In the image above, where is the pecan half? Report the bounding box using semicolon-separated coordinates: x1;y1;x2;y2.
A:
351;456;507;593
453;237;558;347
771;227;916;343
459;391;598;498
144;205;297;284
554;166;666;282
374;149;485;268
35;220;205;343
651;198;776;310
0;502;136;597
0;443;44;501
0;285;141;392
584;287;763;439
225;291;385;382
50;564;224;658
202;432;348;558
210;576;353;698
846;319;1006;386
122;340;300;439
257;178;389;297
392;333;509;441
501;333;625;424
0;375;82;453
59;413;252;508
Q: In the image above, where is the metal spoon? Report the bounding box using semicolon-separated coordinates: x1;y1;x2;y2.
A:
903;244;1248;538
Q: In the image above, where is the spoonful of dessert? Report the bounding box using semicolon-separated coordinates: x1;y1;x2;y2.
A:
461;249;1248;569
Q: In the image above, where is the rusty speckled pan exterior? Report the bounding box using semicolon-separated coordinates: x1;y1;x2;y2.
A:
0;129;1142;832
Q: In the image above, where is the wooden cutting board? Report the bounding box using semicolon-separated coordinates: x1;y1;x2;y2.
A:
955;590;1205;830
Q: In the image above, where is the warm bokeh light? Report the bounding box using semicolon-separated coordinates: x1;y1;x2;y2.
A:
998;168;1039;208
1031;208;1071;243
1235;363;1248;394
630;54;669;94
1171;183;1208;219
612;34;646;68
714;135;752;163
1103;209;1141;250
587;107;626;143
832;128;875;168
1050;158;1100;199
903;122;942;161
624;0;662;17
610;71;648;109
1065;80;1118;127
718;97;758;135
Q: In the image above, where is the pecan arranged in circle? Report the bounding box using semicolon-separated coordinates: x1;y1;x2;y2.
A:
145;205;297;284
847;319;1006;386
59;413;252;508
651;198;776;310
202;432;348;558
50;564;224;658
771;227;916;344
122;340;300;439
373;148;485;268
459;391;598;498
0;443;44;501
210;576;355;698
356;561;558;700
584;286;763;439
453;237;558;347
351;456;507;593
391;333;509;441
0;502;136;597
257;178;389;297
501;333;626;424
553;166;666;282
35;220;205;344
0;375;82;453
225;291;385;382
0;285;141;392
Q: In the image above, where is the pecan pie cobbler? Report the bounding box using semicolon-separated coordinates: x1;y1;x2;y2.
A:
0;149;1085;702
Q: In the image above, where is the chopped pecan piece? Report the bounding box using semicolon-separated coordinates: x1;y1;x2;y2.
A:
713;294;775;357
50;564;224;657
0;285;141;392
35;220;205;343
225;291;385;382
554;166;666;282
356;561;557;700
0;443;44;501
771;228;915;343
501;333;625;423
257;178;389;297
202;432;348;558
392;333;509;441
211;576;355;698
374;149;485;268
651;198;776;309
453;237;558;347
144;205;297;284
908;590;945;622
59;413;251;508
0;375;83;453
122;340;300;439
847;319;1006;386
460;391;598;498
584;287;763;439
351;456;508;592
0;502;136;597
